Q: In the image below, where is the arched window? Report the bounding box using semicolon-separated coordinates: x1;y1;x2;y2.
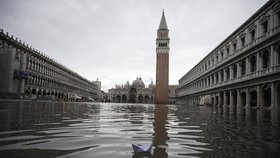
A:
250;55;257;72
240;60;246;75
233;64;237;78
262;20;268;34
262;50;270;69
220;70;224;82
225;67;230;80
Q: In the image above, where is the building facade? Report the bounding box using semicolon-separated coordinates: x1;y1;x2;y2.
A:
0;30;98;101
93;78;103;102
108;77;155;103
155;11;170;104
177;0;280;109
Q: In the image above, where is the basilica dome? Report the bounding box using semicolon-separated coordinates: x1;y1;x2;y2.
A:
132;77;145;88
124;81;130;88
148;81;155;89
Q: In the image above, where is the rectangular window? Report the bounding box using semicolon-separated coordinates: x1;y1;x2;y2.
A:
241;37;245;47
250;30;255;41
262;20;268;34
226;48;230;56
233;43;237;52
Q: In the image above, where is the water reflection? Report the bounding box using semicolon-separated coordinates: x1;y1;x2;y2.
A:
153;104;169;158
0;101;279;158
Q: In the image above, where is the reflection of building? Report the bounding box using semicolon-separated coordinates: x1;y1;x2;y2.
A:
177;0;280;108
108;77;155;103
0;30;98;101
156;10;170;104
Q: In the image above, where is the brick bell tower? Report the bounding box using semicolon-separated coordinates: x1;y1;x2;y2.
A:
155;10;170;104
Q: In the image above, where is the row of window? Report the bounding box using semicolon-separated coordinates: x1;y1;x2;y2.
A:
26;73;95;93
158;43;168;47
27;58;96;90
181;46;280;92
182;10;280;83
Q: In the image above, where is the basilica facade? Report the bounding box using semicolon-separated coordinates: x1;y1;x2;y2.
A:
108;77;155;103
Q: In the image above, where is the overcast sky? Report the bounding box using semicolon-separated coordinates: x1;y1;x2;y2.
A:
0;0;268;91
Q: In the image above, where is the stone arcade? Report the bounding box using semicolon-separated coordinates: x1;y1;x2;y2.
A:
177;0;280;109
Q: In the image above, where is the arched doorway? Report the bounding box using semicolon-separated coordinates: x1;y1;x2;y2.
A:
232;90;237;107
116;95;121;103
129;88;137;103
277;84;280;107
215;96;219;106
31;88;37;95
25;88;31;95
122;95;127;103
250;90;257;107
240;60;246;76
262;85;271;107
225;91;230;106
240;91;246;107
138;95;143;103
37;89;42;96
58;92;61;99
144;96;150;103
43;90;47;95
219;92;224;106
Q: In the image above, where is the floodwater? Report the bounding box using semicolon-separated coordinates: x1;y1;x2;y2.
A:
0;101;279;158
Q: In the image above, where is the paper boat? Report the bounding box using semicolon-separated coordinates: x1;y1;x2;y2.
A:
132;144;152;153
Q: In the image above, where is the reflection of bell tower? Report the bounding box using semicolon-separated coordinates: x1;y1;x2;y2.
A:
155;10;170;104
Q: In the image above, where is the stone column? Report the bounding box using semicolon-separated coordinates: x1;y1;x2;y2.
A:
230;65;233;79
256;52;261;71
271;45;276;68
230;90;234;107
271;82;276;108
214;74;217;84
237;89;241;107
246;88;250;108
223;69;227;81
218;72;221;83
237;61;241;78
257;85;262;107
246;57;250;75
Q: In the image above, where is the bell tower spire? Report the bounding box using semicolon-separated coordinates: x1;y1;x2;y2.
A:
155;10;170;104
